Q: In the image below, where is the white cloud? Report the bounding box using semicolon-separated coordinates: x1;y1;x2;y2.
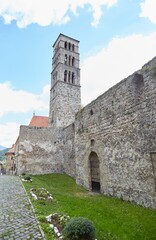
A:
0;0;117;28
140;0;156;24
81;32;156;105
0;122;20;147
0;82;49;117
0;83;50;147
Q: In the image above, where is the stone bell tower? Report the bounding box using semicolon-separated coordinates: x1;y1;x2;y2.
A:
49;34;81;128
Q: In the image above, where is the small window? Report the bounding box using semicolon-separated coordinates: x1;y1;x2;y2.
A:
64;41;67;49
91;139;95;146
72;44;75;51
64;54;67;64
69;42;71;50
64;70;67;82
68;71;71;83
90;109;94;115
69;56;71;65
72;57;75;66
72;72;74;84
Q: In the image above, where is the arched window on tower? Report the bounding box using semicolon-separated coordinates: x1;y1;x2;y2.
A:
72;57;75;66
64;54;67;65
72;72;75;84
69;56;71;66
72;44;75;52
69;42;71;51
64;41;67;49
64;70;67;82
68;71;71;83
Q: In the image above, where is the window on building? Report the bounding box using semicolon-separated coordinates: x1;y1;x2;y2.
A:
64;41;67;49
69;56;71;65
72;72;75;84
72;44;75;52
68;71;71;83
69;42;71;51
72;57;75;66
91;139;95;146
90;109;94;115
64;54;67;65
64;70;67;82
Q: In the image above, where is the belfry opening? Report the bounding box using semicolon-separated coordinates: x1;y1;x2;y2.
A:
89;151;101;193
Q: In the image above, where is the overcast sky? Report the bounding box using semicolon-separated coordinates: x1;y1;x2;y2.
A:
0;0;156;147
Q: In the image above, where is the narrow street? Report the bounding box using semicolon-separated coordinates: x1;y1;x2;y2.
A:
0;175;44;240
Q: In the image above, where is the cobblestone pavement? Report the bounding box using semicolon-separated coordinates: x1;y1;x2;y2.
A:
0;175;44;240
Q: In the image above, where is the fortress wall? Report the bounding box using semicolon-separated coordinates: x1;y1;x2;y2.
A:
15;57;156;208
62;123;76;178
16;126;64;175
74;57;156;208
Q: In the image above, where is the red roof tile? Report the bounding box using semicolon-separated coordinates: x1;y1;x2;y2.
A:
29;116;49;127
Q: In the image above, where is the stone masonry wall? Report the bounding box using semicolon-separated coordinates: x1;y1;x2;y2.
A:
16;124;77;178
62;124;76;178
49;81;81;128
74;57;156;208
16;126;64;175
16;57;156;209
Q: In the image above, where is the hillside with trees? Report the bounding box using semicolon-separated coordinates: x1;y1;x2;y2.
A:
0;148;9;161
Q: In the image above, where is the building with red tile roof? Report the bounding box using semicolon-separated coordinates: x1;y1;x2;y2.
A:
29;115;49;127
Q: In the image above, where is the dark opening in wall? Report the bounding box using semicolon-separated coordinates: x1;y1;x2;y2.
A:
72;72;75;84
64;41;67;49
68;71;71;83
64;70;67;82
90;109;94;115
69;42;71;50
91;181;100;193
69;55;71;65
72;57;75;66
72;44;75;52
89;151;100;193
132;73;144;102
64;54;67;64
133;73;143;86
91;139;95;146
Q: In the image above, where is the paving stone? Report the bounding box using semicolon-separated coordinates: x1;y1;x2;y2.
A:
0;175;44;239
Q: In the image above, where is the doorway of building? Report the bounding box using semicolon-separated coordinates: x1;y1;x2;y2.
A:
89;151;100;193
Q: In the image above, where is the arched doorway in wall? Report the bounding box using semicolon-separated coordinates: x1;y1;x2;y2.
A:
89;151;101;193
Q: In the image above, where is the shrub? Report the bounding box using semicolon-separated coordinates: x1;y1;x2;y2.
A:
63;217;96;240
24;175;31;181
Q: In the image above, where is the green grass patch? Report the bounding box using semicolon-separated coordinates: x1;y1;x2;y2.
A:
22;173;156;240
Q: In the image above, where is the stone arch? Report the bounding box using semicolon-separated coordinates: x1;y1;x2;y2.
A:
89;151;100;192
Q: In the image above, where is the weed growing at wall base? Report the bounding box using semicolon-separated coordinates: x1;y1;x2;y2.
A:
22;174;156;240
